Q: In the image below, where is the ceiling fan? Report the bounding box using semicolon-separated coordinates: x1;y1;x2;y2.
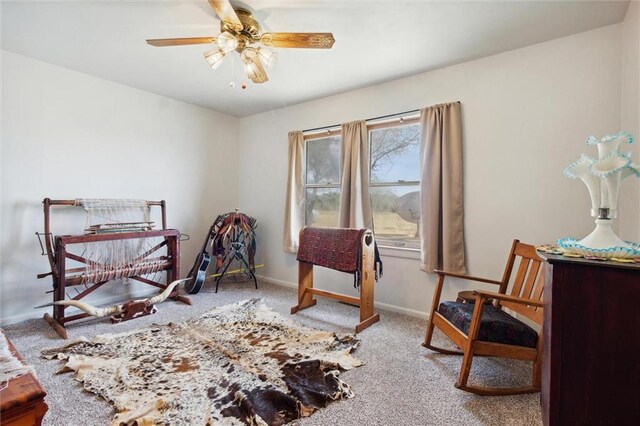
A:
146;0;335;84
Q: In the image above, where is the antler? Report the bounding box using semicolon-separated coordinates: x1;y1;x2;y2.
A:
51;300;122;318
43;278;188;318
146;278;189;305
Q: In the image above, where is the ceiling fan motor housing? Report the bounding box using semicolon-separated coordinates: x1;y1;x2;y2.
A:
222;8;261;40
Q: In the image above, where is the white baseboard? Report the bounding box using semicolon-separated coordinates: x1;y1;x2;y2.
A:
257;275;297;289
256;274;429;320
0;289;158;326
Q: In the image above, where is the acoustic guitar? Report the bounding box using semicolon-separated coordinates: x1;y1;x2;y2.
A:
185;224;216;294
185;251;210;294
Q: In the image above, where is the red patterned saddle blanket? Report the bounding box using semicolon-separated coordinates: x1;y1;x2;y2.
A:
296;227;382;287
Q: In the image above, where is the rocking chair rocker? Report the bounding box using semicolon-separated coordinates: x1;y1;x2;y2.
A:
423;240;545;395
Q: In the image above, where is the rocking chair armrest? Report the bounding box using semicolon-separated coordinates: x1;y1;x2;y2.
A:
434;270;502;286
472;290;544;308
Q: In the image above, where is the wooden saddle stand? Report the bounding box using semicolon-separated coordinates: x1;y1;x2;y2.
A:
37;198;189;339
291;227;381;333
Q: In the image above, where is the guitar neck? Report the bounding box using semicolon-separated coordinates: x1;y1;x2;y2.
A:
198;224;216;254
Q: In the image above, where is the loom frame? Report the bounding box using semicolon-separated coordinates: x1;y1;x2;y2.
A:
290;228;380;333
39;198;188;339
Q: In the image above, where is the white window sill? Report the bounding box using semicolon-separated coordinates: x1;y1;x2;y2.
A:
378;245;421;260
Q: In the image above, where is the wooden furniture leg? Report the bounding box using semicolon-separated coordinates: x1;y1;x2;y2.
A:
167;235;191;305
291;262;317;314
422;273;463;355
355;239;379;333
423;273;444;347
43;313;67;340
456;299;485;391
45;240;68;339
533;334;543;388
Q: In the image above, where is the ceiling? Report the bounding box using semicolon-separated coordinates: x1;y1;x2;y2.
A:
1;1;630;117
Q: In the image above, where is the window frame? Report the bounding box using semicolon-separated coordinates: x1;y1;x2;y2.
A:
367;117;421;250
301;114;422;249
303;130;342;227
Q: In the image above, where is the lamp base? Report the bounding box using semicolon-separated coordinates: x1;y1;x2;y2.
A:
579;219;631;250
557;218;640;259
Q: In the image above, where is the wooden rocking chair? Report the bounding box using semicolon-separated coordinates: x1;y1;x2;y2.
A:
423;240;544;395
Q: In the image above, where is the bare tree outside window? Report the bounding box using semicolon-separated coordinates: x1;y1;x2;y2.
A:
305;136;341;227
369;123;421;248
370;124;420;183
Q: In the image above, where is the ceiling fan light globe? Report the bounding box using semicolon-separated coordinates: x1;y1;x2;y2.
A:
240;47;257;60
217;31;238;53
204;48;226;70
257;47;278;69
239;51;257;81
242;57;257;80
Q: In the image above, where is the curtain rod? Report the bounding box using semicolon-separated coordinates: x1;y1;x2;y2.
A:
302;108;420;134
301;101;461;134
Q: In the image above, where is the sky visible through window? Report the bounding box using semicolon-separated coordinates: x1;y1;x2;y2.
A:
370;124;420;183
371;143;420;182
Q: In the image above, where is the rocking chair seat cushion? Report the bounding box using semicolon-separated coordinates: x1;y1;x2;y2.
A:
438;301;538;348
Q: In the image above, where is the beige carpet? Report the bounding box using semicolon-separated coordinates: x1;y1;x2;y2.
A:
3;280;542;426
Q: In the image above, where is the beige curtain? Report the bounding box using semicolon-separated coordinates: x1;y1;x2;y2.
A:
419;102;466;273
339;120;373;229
283;131;305;253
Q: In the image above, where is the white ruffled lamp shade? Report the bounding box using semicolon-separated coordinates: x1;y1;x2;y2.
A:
590;152;631;217
621;162;640;181
563;155;601;216
586;132;633;159
558;132;640;259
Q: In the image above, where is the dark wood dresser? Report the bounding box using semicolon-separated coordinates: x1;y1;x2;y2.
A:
539;253;640;426
0;338;48;426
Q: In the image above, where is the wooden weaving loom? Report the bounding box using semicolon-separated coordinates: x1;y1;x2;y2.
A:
37;198;188;339
291;227;381;333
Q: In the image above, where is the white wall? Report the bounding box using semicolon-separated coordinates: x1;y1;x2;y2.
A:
621;1;640;226
2;17;635;325
1;51;240;324
238;24;629;318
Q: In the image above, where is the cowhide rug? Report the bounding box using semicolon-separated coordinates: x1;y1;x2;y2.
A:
42;299;363;426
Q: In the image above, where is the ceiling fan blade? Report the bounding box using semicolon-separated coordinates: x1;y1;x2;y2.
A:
261;32;335;49
146;37;217;47
208;0;242;30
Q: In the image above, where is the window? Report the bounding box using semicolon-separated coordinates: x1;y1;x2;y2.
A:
304;136;341;227
369;122;421;248
301;116;421;249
